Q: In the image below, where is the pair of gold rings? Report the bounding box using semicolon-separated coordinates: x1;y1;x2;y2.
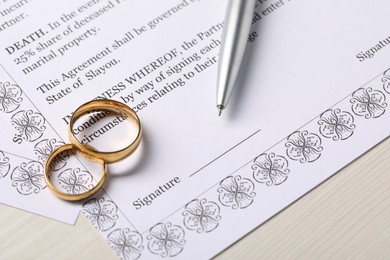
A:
44;99;142;201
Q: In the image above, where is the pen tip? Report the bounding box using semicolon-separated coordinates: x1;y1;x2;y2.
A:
217;105;224;116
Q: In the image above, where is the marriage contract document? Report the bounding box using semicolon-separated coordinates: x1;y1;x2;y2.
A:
1;0;390;258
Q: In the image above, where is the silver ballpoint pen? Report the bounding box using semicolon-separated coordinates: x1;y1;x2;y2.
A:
217;0;256;116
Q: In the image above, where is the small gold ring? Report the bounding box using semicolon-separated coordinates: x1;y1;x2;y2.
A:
44;143;108;201
68;99;142;163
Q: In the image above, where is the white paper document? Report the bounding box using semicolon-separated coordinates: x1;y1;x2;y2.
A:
1;0;389;258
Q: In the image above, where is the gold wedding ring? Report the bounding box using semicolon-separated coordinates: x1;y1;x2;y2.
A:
45;99;142;200
68;99;142;163
44;143;108;201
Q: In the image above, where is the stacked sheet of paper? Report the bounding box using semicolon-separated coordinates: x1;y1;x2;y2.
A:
0;0;389;258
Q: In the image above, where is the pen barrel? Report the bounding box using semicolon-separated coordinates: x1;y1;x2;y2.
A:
217;0;256;108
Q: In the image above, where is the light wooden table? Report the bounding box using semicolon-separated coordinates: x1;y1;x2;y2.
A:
1;137;389;259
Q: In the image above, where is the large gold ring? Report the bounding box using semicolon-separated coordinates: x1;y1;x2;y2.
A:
68;99;142;163
44;143;108;201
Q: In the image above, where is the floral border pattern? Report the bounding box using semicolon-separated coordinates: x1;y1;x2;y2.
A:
83;197;119;231
0;77;96;197
350;88;387;119
108;228;144;260
0;81;23;113
11;110;46;143
285;130;323;163
182;198;221;233
57;67;390;259
217;175;256;210
1;62;390;258
251;153;290;185
10;161;45;195
318;109;356;141
0;151;10;180
147;222;186;258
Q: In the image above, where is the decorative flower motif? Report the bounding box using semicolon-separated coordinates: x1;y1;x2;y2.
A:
82;197;119;231
318;109;355;141
285;130;323;163
57;168;94;194
217;175;256;209
11;161;45;195
147;222;186;257
182;198;221;233
0;151;10;179
0;81;23;113
350;87;387;119
382;68;390;94
34;139;67;170
251;153;290;185
107;228;144;260
11;110;46;142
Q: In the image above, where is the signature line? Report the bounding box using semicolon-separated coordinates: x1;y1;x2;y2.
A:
189;128;261;177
